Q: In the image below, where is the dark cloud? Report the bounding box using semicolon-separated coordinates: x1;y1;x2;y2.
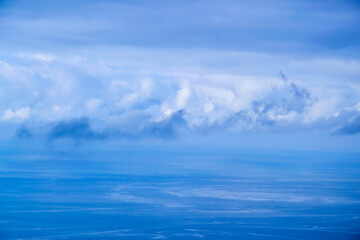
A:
288;82;312;113
46;111;188;143
14;126;33;139
333;110;360;135
48;118;106;141
141;110;188;139
337;117;360;135
279;72;313;113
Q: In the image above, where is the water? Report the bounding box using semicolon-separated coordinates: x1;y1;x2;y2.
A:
0;143;359;239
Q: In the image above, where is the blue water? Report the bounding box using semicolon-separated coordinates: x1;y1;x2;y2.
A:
1;144;360;239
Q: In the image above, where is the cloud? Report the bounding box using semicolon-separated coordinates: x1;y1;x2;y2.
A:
332;103;360;135
48;118;105;141
18;52;56;63
217;76;315;131
337;116;360;134
14;126;33;139
0;42;359;139
141;110;188;139
44;110;189;141
4;55;360;139
2;107;31;122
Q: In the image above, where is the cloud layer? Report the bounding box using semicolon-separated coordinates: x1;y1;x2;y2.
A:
0;0;359;140
0;49;359;140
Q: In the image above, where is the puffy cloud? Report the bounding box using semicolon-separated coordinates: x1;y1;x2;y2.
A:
0;47;358;139
117;79;154;109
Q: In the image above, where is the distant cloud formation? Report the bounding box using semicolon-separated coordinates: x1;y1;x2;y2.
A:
0;49;359;140
333;104;360;135
0;0;359;140
46;111;188;141
48;118;106;141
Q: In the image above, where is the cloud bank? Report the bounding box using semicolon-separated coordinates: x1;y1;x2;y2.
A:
0;49;359;141
0;0;359;141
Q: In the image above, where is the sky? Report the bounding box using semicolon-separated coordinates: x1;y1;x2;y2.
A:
1;1;360;239
0;0;359;151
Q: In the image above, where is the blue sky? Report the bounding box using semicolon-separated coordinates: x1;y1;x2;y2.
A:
0;0;359;151
1;2;360;239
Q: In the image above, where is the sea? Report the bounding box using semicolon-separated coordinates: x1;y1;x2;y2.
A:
1;141;359;239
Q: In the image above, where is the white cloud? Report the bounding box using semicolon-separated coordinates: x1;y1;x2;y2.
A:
2;107;31;122
17;52;56;63
176;82;191;110
0;47;359;136
33;54;56;63
305;97;339;122
117;79;154;108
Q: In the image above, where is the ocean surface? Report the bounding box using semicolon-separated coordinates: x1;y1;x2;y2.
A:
1;142;360;239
